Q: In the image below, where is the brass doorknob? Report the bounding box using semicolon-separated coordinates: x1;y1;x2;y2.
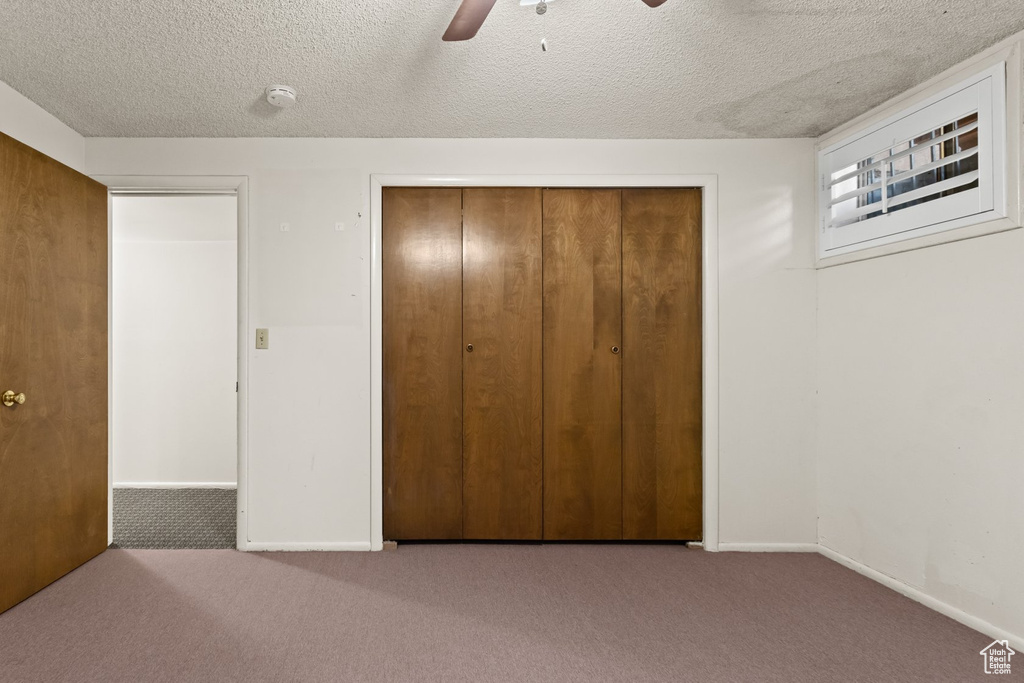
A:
466;344;474;352
611;346;620;354
2;391;26;407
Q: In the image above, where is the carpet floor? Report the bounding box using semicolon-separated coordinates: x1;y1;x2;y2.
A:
112;488;236;549
0;545;996;682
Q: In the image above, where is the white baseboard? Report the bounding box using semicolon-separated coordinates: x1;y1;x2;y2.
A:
114;482;238;489
718;542;819;552
818;544;1024;651
709;541;1021;649
242;541;372;552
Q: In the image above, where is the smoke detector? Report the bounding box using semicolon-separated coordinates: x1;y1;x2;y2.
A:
265;85;297;109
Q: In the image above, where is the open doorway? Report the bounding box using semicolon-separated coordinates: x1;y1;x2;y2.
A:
110;194;238;549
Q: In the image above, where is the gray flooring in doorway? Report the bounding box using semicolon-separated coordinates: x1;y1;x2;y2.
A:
112;488;236;549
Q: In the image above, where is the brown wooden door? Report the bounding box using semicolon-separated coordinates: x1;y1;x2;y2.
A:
622;188;702;540
542;189;623;540
383;187;464;539
0;133;108;613
462;188;543;540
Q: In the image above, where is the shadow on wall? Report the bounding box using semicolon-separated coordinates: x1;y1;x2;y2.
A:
719;187;797;286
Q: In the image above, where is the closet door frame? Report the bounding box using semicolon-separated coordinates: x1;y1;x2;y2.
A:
370;174;720;551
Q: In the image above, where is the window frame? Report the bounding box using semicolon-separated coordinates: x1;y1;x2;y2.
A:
817;60;1011;262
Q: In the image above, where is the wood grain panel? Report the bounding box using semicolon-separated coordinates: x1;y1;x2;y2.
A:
383;187;464;539
0;133;108;613
621;188;702;540
462;188;543;540
542;189;622;540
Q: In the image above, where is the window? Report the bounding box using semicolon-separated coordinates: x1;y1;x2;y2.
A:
818;62;1007;258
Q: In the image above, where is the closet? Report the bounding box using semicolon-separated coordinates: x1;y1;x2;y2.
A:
383;186;701;541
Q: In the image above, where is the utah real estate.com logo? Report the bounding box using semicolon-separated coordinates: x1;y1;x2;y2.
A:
980;640;1015;675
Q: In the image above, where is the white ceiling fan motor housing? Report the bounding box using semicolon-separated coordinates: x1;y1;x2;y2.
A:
265;85;297;108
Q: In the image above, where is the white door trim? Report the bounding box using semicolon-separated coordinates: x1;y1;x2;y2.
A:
369;174;721;551
95;175;250;551
113;482;238;489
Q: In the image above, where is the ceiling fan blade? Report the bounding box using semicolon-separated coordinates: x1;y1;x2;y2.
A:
443;0;499;41
641;0;670;6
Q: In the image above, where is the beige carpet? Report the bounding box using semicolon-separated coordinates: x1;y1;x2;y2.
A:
0;545;996;682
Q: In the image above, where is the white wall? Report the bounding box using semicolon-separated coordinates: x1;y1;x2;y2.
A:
816;33;1024;644
817;231;1024;642
0;79;85;171
85;137;818;547
112;195;238;485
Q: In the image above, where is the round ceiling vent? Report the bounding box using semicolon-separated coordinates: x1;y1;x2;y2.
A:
265;85;297;108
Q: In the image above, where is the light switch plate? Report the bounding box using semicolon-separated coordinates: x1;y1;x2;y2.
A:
255;328;269;349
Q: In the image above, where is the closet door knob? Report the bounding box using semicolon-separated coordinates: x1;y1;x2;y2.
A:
611;346;620;354
2;390;26;407
466;344;474;352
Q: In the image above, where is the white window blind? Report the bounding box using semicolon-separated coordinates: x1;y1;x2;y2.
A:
819;62;1007;257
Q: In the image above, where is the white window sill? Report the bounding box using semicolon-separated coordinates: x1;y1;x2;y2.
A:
815;215;1021;268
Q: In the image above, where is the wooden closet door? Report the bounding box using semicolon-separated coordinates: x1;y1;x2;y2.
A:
462;188;543;539
542;189;622;540
622;188;702;540
383;187;463;539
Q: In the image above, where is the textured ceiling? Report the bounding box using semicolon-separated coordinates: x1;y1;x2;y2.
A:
1;0;1023;139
